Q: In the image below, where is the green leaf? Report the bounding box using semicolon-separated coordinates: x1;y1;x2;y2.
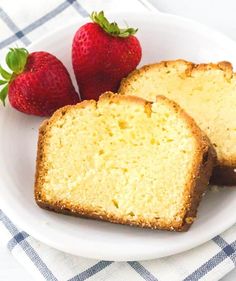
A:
6;48;28;74
0;65;11;80
0;80;7;85
0;84;9;106
90;11;138;38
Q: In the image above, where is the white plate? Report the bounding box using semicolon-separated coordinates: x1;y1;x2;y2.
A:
1;12;236;261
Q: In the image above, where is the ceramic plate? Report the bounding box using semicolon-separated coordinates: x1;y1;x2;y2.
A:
1;12;236;261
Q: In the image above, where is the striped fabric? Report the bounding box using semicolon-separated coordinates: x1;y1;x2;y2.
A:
0;1;236;280
1;210;236;281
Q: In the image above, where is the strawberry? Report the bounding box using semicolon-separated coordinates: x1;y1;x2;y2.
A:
0;48;79;116
72;11;142;100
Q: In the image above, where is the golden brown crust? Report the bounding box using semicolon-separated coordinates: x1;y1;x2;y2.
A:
118;59;235;185
119;60;234;91
35;92;215;231
181;142;215;230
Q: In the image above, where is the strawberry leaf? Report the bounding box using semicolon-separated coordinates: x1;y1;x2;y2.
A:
0;84;9;106
0;80;7;85
6;48;28;74
0;48;29;107
91;11;138;38
0;65;11;80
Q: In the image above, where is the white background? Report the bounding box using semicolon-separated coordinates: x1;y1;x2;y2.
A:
1;0;236;280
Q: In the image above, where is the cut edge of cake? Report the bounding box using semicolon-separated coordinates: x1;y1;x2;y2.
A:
35;92;215;231
118;59;236;185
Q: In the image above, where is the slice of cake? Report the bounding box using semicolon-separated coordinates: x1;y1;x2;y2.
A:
119;60;236;185
35;92;214;231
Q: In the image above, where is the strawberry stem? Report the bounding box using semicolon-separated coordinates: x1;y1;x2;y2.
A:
0;48;29;106
90;11;138;38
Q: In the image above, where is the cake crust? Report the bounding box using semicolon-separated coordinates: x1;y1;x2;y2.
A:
119;59;236;185
35;92;215;231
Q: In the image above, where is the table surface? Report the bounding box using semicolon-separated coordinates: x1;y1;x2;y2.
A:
1;1;236;280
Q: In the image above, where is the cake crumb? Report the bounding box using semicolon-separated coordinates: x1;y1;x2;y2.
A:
185;217;195;224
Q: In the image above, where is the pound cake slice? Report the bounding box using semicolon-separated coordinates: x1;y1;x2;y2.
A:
119;60;236;185
35;92;214;231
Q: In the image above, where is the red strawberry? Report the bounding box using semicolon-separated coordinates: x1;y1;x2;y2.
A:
72;11;142;100
0;48;79;116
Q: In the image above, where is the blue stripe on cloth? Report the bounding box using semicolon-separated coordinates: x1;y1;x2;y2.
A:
0;0;88;50
128;261;158;281
68;261;113;281
7;231;29;251
0;211;58;281
0;34;22;49
0;7;31;45
183;240;236;281
0;209;19;236
213;235;236;264
68;0;89;16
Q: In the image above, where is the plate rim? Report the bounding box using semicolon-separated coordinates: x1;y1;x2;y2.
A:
1;11;236;261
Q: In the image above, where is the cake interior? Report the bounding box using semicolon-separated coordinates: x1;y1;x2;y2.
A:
121;63;236;166
40;97;198;226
